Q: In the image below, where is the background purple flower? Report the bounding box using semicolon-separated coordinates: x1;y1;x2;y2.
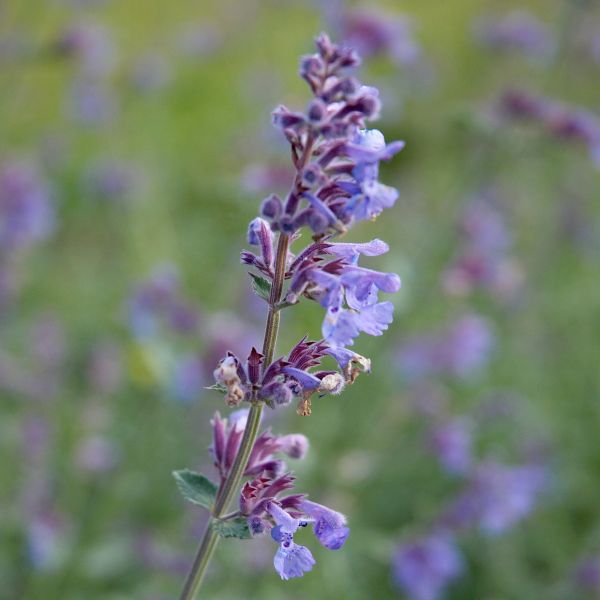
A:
473;11;555;60
393;533;463;600
398;314;494;380
0;161;54;252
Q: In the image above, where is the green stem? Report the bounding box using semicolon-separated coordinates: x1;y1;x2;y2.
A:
178;233;290;600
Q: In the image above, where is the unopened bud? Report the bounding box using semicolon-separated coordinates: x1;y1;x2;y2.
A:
319;373;345;395
279;433;309;459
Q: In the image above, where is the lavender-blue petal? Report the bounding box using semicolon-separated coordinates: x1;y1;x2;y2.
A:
273;542;316;580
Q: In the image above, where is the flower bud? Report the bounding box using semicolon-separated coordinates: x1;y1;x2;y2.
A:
247;347;263;385
315;33;336;60
279;433;309;459
299;54;324;79
301;163;325;188
307;99;327;124
272;105;305;130
260;193;282;220
319;372;346;395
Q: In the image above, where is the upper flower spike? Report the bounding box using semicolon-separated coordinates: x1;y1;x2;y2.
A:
259;32;404;237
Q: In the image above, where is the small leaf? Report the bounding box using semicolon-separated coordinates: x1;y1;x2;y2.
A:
212;517;252;539
205;383;226;394
172;469;218;510
249;273;271;301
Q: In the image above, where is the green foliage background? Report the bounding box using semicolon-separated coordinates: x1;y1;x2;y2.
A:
1;1;600;598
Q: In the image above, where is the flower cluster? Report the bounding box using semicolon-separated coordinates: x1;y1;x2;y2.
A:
232;33;401;417
209;410;349;579
392;172;546;598
393;382;548;599
498;89;600;166
182;32;402;584
258;33;404;237
244;219;400;347
213;336;370;416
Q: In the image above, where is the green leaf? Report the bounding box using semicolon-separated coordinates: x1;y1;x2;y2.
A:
212;517;252;539
205;383;226;394
172;469;218;510
249;273;271;301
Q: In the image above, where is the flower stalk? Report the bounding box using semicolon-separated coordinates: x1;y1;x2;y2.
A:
175;31;402;594
179;234;290;600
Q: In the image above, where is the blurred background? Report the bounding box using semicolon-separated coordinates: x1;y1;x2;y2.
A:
1;0;600;598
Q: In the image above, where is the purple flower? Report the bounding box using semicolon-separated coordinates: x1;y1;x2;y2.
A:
393;533;463;600
257;33;403;237
442;194;523;300
214;336;367;415
268;503;316;580
473;11;555;59
175;33;399;587
55;21;116;77
298;500;349;550
329;7;421;67
574;556;600;593
498;89;600;167
278;434;309;460
209;408;349;581
323;300;395;347
428;417;473;476
398;314;493;380
244;217;275;275
273;542;316;580
326;238;389;261
264;498;349;580
285;240;400;347
443;461;547;535
472;462;546;535
342;130;403;223
0;161;54;252
443;315;494;377
211;411;308;483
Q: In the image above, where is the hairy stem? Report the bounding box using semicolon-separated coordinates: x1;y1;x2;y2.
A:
178;232;290;600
